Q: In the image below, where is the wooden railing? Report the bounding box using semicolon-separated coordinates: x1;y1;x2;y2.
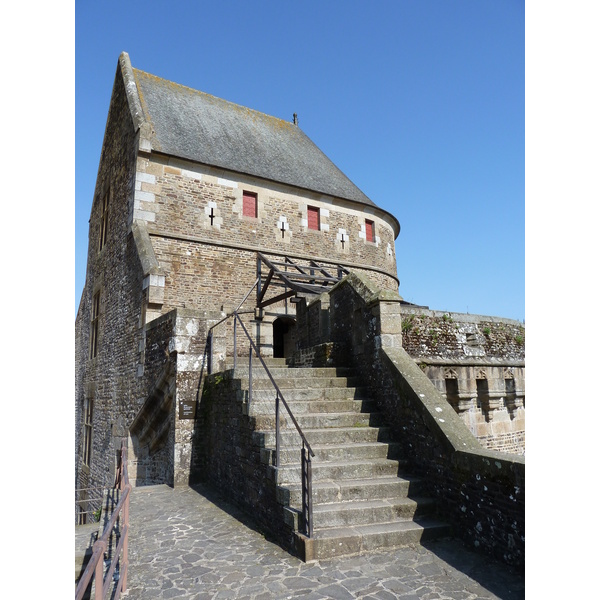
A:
75;441;131;600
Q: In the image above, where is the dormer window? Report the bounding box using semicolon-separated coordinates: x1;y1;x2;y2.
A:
307;206;320;231
243;191;257;218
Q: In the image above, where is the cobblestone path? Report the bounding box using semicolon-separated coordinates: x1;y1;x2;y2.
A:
124;484;524;599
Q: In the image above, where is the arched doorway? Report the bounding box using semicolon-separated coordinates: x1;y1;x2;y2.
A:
272;317;296;359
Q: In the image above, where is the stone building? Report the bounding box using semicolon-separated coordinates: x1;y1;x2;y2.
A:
76;51;400;500
75;53;524;564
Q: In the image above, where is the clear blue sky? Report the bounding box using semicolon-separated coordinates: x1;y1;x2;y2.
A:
76;0;525;320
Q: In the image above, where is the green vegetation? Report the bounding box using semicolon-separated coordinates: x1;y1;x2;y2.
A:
401;314;415;332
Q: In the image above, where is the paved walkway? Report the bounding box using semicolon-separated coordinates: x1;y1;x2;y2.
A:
123;484;524;600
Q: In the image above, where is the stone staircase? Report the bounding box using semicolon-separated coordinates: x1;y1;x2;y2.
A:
240;358;451;560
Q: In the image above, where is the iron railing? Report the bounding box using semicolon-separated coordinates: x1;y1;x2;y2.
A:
75;441;131;600
206;307;315;538
75;486;105;525
256;252;349;308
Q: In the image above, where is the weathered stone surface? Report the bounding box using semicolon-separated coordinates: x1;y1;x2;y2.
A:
119;484;524;599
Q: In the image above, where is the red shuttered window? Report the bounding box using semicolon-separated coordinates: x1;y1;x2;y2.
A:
307;206;320;231
365;219;374;242
243;191;257;218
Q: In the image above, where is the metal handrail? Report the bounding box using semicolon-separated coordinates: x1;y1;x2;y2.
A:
233;313;315;459
233;311;314;537
206;307;315;537
75;441;131;600
208;277;260;333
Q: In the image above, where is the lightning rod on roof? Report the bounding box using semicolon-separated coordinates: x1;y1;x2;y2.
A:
293;113;298;126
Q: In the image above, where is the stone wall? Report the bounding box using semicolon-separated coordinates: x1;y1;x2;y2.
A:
75;58;147;495
127;312;176;486
127;308;226;488
292;274;525;568
132;154;400;320
400;307;525;454
400;307;524;362
192;370;297;554
137;155;398;275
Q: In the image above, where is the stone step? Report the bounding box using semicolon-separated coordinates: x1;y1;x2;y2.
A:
274;457;403;485
227;356;450;561
307;518;452;560
230;366;355;379
248;386;371;402
283;496;438;531
256;425;393;448
311;497;437;528
262;441;402;466
292;411;386;430
237;375;363;390
278;475;426;506
253;411;384;432
225;357;288;369
248;397;376;416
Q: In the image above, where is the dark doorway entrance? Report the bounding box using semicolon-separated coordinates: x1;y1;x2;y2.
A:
273;317;296;359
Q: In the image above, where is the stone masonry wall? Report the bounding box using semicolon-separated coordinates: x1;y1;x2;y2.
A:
75;60;148;495
128;312;176;487
193;371;297;554
126;308;227;488
136;156;398;282
132;154;399;322
400;307;525;455
400;307;525;362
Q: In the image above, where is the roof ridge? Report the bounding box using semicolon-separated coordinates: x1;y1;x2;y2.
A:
132;67;297;131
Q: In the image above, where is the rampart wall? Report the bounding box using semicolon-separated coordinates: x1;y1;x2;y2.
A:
400;307;525;455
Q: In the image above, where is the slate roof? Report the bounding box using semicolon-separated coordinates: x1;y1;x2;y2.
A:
130;65;378;208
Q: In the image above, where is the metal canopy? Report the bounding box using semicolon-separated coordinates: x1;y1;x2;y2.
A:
256;253;349;309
